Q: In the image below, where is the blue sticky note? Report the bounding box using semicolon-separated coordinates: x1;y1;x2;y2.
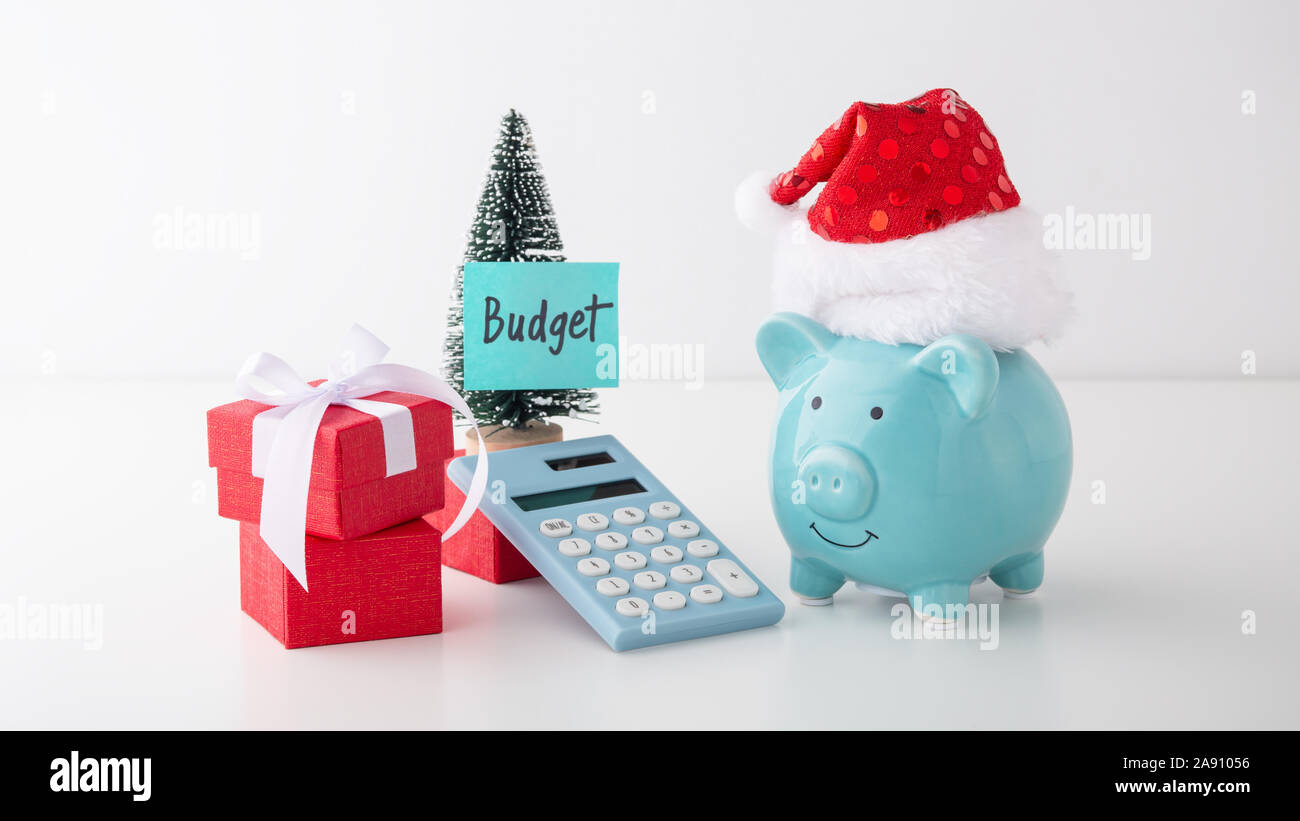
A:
463;262;619;390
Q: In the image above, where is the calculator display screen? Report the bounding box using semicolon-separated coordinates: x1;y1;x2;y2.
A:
512;478;647;512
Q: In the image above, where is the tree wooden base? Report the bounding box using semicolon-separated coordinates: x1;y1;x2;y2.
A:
463;421;563;455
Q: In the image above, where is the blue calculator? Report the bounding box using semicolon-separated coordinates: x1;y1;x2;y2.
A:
447;435;785;651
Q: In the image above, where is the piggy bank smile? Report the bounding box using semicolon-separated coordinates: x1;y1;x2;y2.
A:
808;523;878;549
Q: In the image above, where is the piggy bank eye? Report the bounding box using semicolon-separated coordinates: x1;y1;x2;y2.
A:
870;406;883;420
811;396;823;410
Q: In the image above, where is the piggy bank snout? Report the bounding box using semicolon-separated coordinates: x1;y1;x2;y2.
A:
796;444;874;521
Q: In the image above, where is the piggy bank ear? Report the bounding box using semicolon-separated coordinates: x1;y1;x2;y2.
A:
756;312;837;389
912;334;1000;418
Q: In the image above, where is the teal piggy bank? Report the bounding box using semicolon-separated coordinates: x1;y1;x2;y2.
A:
756;312;1072;617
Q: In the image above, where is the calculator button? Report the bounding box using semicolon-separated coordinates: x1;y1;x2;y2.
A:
648;501;681;519
631;526;664;545
557;538;591;557
690;584;723;604
614;551;647;571
616;597;650;617
539;518;573;538
596;577;630;597
686;539;719;558
653;591;687;611
670;564;703;584
612;507;646;526
650;545;683;564
633;571;667;590
706;559;759;598
576;512;609;532
594;532;629;551
667;520;700;539
577;557;611;577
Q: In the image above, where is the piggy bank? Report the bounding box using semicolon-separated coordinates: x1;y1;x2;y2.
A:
756;312;1072;617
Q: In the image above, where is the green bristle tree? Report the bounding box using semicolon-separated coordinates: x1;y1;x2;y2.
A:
443;109;599;431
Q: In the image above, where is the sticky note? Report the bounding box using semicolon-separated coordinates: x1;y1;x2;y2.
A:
463;262;619;390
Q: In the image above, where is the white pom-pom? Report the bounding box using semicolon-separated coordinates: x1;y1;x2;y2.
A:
734;170;802;234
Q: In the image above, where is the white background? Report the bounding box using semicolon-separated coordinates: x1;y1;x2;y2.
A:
1;1;1297;732
1;0;1297;380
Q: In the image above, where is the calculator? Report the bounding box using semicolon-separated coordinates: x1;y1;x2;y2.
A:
447;435;785;651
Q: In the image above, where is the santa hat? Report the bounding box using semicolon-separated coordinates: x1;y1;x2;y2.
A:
737;88;1068;351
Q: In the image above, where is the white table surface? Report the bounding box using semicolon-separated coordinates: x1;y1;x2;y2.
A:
1;377;1296;730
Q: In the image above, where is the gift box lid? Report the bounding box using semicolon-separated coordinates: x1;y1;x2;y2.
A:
206;389;453;492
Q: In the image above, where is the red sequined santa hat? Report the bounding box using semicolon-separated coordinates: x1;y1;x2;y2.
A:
737;88;1068;351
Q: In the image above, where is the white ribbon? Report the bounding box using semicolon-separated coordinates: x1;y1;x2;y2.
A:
234;324;488;591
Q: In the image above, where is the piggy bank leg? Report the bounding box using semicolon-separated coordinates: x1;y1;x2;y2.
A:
990;551;1044;598
908;584;971;623
790;557;845;606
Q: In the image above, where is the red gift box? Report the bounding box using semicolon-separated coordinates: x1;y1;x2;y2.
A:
425;450;540;584
239;518;442;648
207;390;453;540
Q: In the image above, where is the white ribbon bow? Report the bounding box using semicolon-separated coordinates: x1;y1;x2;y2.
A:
235;324;487;591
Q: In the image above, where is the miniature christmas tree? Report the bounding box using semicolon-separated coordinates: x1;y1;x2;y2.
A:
443;109;599;436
